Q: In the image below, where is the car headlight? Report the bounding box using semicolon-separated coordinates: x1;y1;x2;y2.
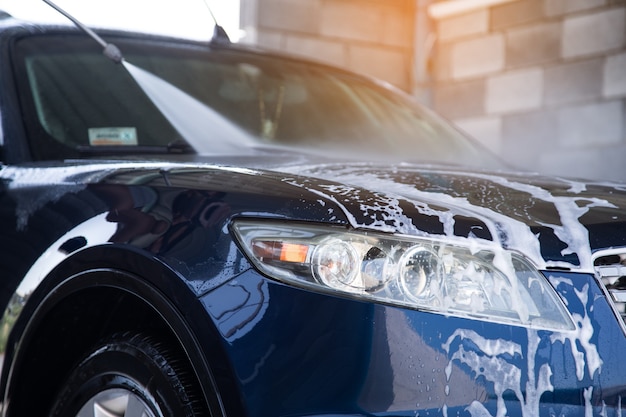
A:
231;220;574;331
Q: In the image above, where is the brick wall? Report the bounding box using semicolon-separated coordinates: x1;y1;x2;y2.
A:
432;0;626;182
240;0;415;91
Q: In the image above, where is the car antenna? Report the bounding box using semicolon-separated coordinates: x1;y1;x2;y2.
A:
203;0;231;45
42;0;123;63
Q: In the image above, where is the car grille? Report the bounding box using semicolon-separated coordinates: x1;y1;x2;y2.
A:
594;250;626;325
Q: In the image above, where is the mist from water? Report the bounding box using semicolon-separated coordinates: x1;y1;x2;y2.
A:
122;60;254;153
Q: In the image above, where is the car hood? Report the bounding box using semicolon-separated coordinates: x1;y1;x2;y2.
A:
3;156;625;272
268;160;626;272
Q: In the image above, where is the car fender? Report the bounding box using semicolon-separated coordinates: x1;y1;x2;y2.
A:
0;215;244;416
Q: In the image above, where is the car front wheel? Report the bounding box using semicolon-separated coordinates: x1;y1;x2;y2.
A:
49;332;204;417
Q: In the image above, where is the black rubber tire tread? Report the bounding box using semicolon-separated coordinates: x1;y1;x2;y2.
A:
49;331;206;417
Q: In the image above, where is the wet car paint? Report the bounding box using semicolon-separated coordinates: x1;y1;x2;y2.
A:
1;159;625;416
201;269;626;417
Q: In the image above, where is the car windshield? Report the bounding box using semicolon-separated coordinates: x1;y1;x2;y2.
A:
14;34;500;167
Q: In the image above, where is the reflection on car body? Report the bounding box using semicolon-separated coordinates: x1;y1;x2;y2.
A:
0;9;625;417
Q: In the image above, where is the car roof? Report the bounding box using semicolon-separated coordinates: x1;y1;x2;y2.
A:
0;10;401;103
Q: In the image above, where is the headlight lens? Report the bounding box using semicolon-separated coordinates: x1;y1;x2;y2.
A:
232;220;574;331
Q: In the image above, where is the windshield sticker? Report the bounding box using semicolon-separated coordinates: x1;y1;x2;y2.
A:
88;127;138;146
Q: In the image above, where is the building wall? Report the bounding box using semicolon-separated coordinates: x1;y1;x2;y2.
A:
240;0;416;91
432;0;626;182
241;0;626;182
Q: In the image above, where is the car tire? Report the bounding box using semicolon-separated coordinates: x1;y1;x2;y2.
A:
49;332;205;417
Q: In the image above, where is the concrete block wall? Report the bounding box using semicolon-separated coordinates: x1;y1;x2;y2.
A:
240;0;626;182
432;0;626;182
240;0;415;91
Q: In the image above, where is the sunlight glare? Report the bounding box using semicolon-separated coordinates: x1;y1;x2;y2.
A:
0;0;240;41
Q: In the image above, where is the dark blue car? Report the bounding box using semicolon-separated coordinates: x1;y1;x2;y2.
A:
0;10;625;417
